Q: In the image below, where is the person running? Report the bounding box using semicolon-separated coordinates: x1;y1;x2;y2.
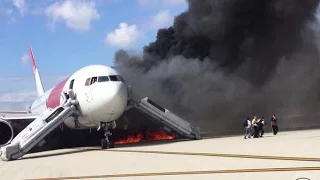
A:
251;116;259;138
257;117;266;137
270;114;278;135
243;117;251;139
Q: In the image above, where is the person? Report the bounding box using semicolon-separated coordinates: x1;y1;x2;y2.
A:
257;117;266;137
270;114;278;135
243;117;251;139
251;116;259;138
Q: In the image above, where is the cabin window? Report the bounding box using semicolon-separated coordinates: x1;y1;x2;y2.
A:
98;76;109;82
85;78;91;86
90;77;97;85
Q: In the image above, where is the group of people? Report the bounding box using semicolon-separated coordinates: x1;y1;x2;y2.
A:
243;114;278;139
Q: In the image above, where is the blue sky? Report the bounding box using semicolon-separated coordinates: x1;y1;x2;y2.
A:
0;0;188;110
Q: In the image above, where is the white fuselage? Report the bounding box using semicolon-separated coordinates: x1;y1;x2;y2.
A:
29;65;128;129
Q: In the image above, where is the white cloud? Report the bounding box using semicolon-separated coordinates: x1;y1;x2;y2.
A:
0;74;69;110
0;8;16;22
45;0;100;31
13;0;27;15
0;90;36;103
0;91;36;110
104;22;140;48
149;10;173;29
0;75;69;88
21;53;29;65
6;9;16;22
0;75;67;110
0;102;32;111
136;0;186;33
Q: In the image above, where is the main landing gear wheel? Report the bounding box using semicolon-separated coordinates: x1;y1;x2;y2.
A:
100;121;116;149
100;139;114;149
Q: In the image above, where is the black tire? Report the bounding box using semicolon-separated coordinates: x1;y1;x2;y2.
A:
101;139;108;149
109;141;115;148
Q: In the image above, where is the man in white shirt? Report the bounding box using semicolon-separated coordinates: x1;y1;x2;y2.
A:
243;117;251;139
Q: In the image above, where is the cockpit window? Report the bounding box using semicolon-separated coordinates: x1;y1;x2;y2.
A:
85;78;91;86
109;75;118;81
90;77;97;85
98;76;109;82
86;75;125;86
116;75;125;83
108;75;125;83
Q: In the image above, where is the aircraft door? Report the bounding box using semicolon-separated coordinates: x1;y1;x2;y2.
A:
67;79;75;99
69;79;75;90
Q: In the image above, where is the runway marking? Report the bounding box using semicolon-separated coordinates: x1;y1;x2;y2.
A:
28;166;320;180
107;149;320;162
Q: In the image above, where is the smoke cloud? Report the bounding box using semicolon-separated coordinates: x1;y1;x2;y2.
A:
114;0;320;134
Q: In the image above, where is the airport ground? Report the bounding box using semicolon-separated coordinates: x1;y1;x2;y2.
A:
0;128;320;180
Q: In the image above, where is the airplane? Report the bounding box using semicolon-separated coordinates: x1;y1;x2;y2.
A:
0;45;201;161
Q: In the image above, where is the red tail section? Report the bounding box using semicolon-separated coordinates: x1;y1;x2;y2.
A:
28;45;45;97
28;45;37;75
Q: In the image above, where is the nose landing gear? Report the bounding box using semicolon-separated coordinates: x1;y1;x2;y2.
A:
99;121;116;149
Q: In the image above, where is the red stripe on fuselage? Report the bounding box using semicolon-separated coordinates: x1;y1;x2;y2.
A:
46;78;69;108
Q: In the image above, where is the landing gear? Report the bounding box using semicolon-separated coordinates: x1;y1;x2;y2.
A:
74;116;81;129
99;121;116;149
101;138;114;149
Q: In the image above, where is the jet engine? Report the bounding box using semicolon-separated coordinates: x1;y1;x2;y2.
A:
0;120;14;146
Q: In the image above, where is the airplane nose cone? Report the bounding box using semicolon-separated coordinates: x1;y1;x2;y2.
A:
105;82;128;119
91;82;128;122
112;83;128;108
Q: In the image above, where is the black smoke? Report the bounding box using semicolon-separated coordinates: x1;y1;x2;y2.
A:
114;0;320;134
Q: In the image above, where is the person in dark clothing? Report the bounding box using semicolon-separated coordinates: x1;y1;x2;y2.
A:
257;117;266;137
270;115;278;135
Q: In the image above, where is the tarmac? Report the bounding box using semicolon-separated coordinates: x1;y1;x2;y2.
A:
0;129;319;180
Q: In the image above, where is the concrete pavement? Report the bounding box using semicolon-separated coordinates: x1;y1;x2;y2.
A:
0;129;319;180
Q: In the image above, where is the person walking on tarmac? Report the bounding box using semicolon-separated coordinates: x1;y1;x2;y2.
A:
270;114;278;135
243;117;251;139
257;117;266;137
251;116;259;138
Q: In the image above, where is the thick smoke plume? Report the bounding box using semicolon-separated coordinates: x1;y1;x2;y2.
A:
114;0;320;134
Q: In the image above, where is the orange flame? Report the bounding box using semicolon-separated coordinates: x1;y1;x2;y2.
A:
115;132;144;145
146;129;175;141
115;129;175;145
